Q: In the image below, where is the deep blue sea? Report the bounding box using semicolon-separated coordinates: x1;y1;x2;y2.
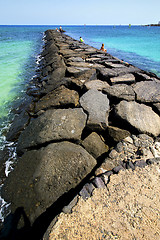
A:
0;24;160;221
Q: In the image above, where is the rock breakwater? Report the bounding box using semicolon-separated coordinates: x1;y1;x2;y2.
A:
1;29;160;239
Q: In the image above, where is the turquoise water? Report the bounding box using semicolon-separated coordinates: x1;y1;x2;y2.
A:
0;25;160;148
65;25;160;77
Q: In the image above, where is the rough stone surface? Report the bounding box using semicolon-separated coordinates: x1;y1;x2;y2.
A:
82;132;109;159
133;81;160;102
47;163;160;240
6;111;30;141
103;84;135;101
35;86;79;113
80;89;110;130
107;125;131;143
17;108;87;153
84;80;110;91
66;67;90;78
115;100;160;136
110;73;135;84
2;142;97;224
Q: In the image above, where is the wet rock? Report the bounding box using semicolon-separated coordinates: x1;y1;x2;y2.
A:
115;100;160;136
103;84;135;101
82;132;109;159
84;80;110;91
34;86;79;113
6;111;30;141
107;126;131;143
80;89;110;130
133;81;160;103
17;108;87;153
2;142;97;224
110;73;135;84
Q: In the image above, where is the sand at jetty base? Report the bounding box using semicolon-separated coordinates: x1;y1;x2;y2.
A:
48;163;160;240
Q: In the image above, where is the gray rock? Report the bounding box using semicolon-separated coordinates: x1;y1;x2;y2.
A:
66;67;90;78
79;186;91;200
115;100;160;136
17;108;87;153
82;132;109;159
103;84;135;101
92;177;106;188
67;57;85;62
84;80;110;91
80;89;110;130
2;142;97;224
35;86;79;113
47;67;66;85
133;81;160;103
67;61;93;68
110;74;135;84
62;196;79;213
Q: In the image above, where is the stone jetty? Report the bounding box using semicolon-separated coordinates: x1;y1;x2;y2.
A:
1;30;160;239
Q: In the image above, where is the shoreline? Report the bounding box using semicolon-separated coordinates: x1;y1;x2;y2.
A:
0;30;160;239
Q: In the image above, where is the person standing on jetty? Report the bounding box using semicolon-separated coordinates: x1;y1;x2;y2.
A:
100;43;107;52
59;26;63;33
80;37;84;43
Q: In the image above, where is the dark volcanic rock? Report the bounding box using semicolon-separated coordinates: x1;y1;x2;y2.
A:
115;100;160;136
82;132;109;159
80;89;110;130
133;81;160;103
6;111;30;141
66;67;90;78
34;86;79;113
107;126;131;143
103;84;135;101
17;108;87;153
2;142;97;224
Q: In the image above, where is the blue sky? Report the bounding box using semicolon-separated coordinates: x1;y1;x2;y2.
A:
0;0;160;25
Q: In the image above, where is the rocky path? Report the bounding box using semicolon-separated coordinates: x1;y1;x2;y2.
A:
1;30;160;239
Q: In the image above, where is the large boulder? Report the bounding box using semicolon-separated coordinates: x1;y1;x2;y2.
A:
84;80;110;91
2;142;97;224
17;108;87;153
80;89;110;130
34;86;79;113
103;84;135;101
133;81;160;103
115;100;160;136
